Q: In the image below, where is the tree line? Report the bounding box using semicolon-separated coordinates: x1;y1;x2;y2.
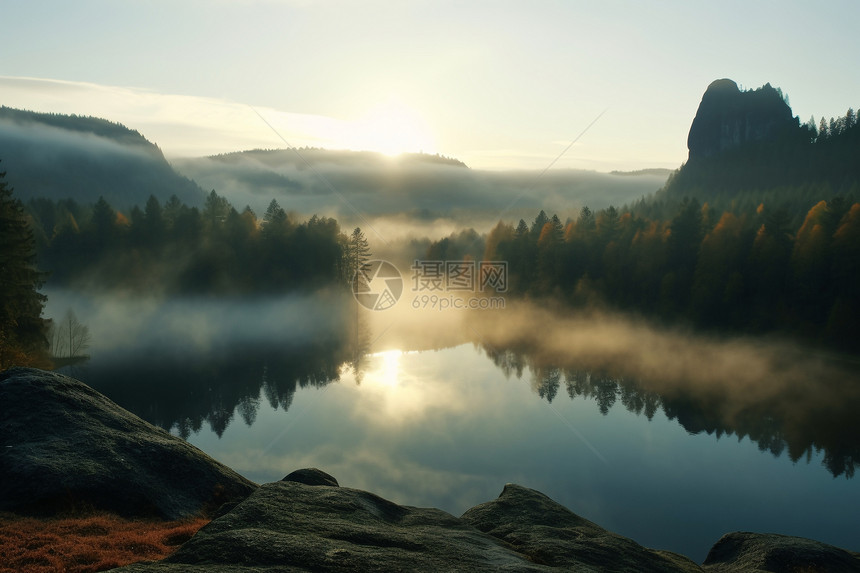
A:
471;196;860;351
27;190;371;296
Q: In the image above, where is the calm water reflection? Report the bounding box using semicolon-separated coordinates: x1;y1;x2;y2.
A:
52;293;860;563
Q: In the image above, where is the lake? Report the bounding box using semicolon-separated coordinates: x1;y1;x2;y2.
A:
48;291;860;563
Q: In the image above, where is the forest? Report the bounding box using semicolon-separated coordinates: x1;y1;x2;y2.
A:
471;195;860;352
25;190;369;296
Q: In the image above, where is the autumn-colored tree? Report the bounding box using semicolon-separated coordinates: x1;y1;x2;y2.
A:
483;220;514;262
791;201;832;321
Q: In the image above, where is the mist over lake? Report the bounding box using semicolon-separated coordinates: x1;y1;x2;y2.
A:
43;287;860;562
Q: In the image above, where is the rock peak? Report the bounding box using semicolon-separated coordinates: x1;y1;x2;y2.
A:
705;78;740;93
687;78;796;161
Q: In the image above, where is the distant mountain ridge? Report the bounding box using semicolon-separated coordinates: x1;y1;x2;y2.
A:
0;106;155;150
209;147;468;169
0;106;205;208
173;151;668;230
610;168;673;177
0;106;668;223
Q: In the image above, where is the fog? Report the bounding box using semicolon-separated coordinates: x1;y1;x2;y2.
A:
0;119;156;163
172;150;668;241
365;297;860;426
0;115;203;206
347;297;859;479
47;281;858;406
43;280;860;483
44;288;349;364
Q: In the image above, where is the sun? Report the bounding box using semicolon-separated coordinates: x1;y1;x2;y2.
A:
342;96;436;157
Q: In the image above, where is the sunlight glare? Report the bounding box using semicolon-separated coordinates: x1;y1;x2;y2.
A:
351;348;453;424
341;96;436;156
373;349;402;388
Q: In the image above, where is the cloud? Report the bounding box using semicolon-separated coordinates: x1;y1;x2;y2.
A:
0;76;359;158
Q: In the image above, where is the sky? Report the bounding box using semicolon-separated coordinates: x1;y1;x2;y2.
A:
1;0;859;171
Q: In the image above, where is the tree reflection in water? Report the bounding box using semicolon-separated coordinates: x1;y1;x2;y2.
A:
69;330;361;439
482;344;860;478
61;307;859;480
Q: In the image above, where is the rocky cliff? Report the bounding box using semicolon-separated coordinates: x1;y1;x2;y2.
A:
687;79;797;161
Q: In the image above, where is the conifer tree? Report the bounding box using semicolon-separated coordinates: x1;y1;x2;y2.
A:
0;164;48;368
346;227;372;286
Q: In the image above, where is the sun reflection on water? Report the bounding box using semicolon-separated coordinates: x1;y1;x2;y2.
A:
342;348;464;424
371;349;403;389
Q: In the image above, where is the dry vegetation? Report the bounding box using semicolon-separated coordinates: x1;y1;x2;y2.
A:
0;512;208;573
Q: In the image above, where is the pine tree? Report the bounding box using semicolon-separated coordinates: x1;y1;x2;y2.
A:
0;164;48;369
90;196;116;239
577;206;595;233
514;219;529;237
819;117;830;141
346;227;372;287
806;116;818;141
263;199;287;227
203;189;231;227
530;210;549;235
549;214;564;243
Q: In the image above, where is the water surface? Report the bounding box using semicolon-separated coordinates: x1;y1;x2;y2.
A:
51;292;860;563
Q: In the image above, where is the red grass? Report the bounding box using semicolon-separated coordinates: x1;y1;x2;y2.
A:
0;512;209;573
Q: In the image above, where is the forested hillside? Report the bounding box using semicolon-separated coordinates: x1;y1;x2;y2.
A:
479;198;859;350
0;107;204;208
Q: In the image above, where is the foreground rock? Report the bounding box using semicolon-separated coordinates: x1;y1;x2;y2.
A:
462;484;698;572
704;532;860;572
113;470;702;572
0;367;256;519
110;471;860;572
